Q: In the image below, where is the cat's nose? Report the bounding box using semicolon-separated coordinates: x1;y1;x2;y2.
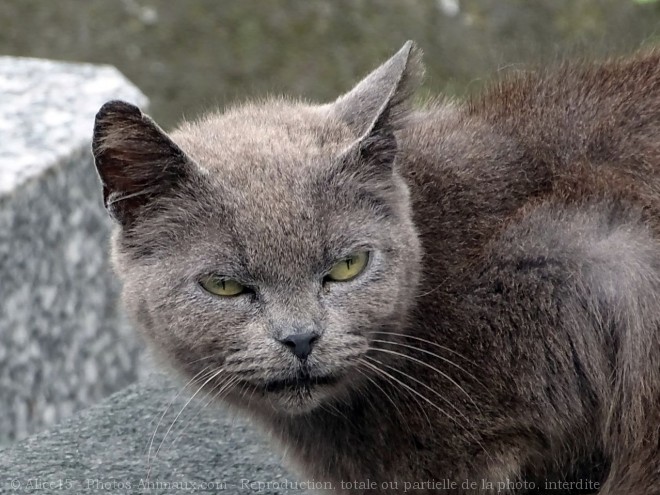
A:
278;332;319;360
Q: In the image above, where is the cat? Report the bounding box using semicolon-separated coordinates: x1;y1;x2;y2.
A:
92;41;660;494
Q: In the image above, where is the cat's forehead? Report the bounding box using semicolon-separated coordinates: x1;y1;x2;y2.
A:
163;102;374;274
171;100;352;177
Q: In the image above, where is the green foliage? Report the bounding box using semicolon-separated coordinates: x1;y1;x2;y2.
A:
1;0;659;127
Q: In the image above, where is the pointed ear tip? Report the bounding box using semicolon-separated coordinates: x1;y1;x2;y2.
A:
402;40;416;51
403;40;424;67
391;41;424;83
95;100;143;123
92;100;144;155
394;42;424;92
398;40;421;57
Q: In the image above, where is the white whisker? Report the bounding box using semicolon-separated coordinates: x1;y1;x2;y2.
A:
367;330;477;366
370;338;487;390
358;358;433;430
147;365;215;475
183;354;219;366
151;367;226;470
367;350;473;424
367;346;481;411
363;356;491;460
354;366;408;425
170;375;239;448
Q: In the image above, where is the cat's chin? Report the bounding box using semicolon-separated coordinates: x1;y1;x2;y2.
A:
267;389;329;415
256;376;348;415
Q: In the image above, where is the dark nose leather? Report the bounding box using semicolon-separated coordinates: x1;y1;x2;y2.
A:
279;332;319;360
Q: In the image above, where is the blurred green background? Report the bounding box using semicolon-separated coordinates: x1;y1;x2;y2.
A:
1;0;659;128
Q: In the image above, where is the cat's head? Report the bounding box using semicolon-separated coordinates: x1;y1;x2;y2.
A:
92;42;424;414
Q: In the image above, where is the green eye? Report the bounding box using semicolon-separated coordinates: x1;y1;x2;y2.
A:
326;251;370;282
200;276;246;297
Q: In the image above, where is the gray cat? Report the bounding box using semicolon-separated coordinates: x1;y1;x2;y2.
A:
92;41;660;494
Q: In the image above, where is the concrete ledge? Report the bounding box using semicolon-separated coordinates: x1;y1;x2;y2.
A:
0;374;306;494
0;57;148;443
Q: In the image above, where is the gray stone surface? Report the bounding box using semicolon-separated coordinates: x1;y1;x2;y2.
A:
0;373;309;495
0;57;148;444
0;57;145;194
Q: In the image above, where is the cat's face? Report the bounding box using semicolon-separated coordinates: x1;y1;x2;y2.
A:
93;42;423;414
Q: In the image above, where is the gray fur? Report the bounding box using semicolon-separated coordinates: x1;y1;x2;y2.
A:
92;42;660;493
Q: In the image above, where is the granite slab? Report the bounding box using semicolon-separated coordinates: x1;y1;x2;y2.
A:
0;57;145;195
0;57;148;444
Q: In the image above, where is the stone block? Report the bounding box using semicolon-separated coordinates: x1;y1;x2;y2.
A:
0;57;147;444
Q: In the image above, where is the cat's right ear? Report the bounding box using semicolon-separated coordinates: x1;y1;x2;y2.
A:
92;100;193;227
332;41;424;139
329;41;424;181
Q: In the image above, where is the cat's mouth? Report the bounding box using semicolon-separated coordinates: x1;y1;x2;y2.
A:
262;373;343;393
233;369;350;413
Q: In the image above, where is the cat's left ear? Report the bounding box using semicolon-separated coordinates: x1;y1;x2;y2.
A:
331;41;424;171
92;100;195;227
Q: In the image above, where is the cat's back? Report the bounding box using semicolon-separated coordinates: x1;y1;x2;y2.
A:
396;52;660;491
400;49;660;277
